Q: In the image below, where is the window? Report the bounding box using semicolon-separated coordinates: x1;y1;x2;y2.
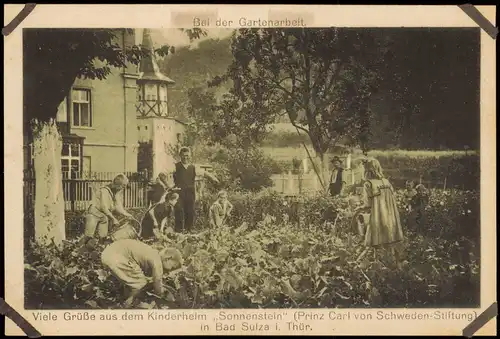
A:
72;89;92;127
145;84;156;100
159;85;167;102
61;142;81;179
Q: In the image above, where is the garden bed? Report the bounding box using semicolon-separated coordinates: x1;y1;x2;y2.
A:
24;189;480;310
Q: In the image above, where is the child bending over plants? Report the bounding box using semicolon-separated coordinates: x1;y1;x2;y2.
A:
355;157;405;269
140;191;180;240
83;173;134;243
208;190;233;228
100;239;183;308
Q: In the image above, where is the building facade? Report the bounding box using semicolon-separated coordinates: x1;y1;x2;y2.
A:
137;117;187;176
24;28;189;180
54;29;139;177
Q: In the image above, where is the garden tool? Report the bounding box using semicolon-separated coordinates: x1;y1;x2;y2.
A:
110;217;142;242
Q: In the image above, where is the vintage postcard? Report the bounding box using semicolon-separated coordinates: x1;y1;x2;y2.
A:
4;4;497;336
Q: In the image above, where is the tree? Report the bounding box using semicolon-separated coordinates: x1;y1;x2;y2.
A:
372;28;480;150
185;87;219;145
23;28;205;247
209;28;388;188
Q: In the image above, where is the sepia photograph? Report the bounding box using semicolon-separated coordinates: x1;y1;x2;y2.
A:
4;4;496;336
22;25;482;310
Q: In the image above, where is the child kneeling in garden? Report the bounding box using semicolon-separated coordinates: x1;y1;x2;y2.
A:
209;190;233;228
100;238;183;307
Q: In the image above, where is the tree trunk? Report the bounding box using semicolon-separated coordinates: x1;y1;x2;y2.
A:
310;151;330;195
33;120;66;248
319;153;332;195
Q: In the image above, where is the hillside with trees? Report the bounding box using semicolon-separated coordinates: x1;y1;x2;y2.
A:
158;29;480;152
157;37;234;122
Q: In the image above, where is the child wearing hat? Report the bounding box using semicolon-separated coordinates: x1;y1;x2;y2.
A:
329;156;345;197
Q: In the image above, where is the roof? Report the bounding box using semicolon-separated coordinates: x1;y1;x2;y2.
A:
61;132;86;142
138;29;175;85
137;71;175;84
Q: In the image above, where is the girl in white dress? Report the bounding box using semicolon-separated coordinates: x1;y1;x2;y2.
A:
355;158;404;267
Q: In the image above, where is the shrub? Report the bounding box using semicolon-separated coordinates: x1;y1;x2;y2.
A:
364;152;480;190
194;189;480;243
209;147;283;192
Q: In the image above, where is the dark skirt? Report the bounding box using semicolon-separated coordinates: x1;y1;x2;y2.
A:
140;203;173;239
329;182;342;197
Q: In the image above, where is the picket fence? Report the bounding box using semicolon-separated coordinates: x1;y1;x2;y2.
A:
23;169;206;213
270;168;365;195
269;167;452;195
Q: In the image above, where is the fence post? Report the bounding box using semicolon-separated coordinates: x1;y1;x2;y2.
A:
143;169;150;208
69;178;76;212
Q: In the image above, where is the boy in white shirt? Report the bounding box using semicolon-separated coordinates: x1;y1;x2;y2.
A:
84;173;133;241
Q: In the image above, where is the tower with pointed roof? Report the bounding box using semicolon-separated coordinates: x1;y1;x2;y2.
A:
136;29;175;117
136;29;186;177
